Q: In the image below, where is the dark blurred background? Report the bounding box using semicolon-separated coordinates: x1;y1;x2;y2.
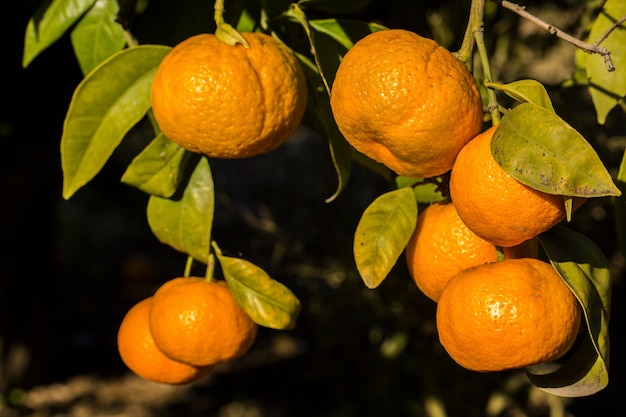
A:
1;0;624;416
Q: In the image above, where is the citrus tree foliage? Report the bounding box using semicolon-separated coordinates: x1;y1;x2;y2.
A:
23;0;625;398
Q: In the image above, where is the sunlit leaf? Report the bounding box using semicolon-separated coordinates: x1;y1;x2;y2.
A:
584;0;626;124
121;133;190;198
70;0;126;75
61;45;171;199
492;103;621;197
354;187;418;288
485;79;554;112
215;244;301;330
528;226;611;397
147;157;214;263
23;0;97;67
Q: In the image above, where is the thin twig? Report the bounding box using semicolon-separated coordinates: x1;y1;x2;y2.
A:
595;15;626;46
492;0;617;72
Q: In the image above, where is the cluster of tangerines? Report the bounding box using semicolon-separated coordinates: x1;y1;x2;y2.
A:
117;32;308;384
330;29;583;372
118;277;257;385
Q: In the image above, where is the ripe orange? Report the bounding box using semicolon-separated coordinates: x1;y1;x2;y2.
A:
436;258;581;372
149;277;257;367
330;29;483;179
117;297;212;385
150;32;307;159
405;201;498;302
449;126;578;247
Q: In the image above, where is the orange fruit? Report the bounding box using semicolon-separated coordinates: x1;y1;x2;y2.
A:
149;277;257;367
436;258;581;372
330;29;483;179
117;297;212;385
150;32;307;158
405;201;498;302
449;126;580;247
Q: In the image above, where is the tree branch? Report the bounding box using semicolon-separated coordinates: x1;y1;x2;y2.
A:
492;0;618;72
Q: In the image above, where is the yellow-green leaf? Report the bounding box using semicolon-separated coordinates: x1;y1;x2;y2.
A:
584;0;626;124
485;79;554;112
528;226;611;397
354;187;418;288
23;0;97;67
121;133;189;198
215;245;301;330
492;103;621;197
61;45;171;199
147;157;214;264
70;0;126;75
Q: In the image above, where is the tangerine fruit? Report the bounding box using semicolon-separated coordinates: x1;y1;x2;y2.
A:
149;277;257;367
330;29;483;178
405;201;498;302
117;297;212;385
449;126;581;247
436;258;581;372
151;33;307;158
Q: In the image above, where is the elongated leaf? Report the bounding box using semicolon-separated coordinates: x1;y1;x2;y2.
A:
70;0;126;75
354;187;418;288
121;133;189;198
528;226;611;397
23;0;97;67
492;103;621;197
215;245;301;330
61;45;171;199
147;157;214;263
309;19;387;50
485;79;554;112
584;0;626;124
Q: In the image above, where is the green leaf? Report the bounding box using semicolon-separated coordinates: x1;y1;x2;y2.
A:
215;244;301;330
70;0;126;75
61;45;171;199
23;0;97;67
299;0;370;14
354;187;418;288
395;177;445;204
584;0;626;124
491;103;621;197
529;226;611;397
485;79;555;112
121;133;189;198
147;157;214;263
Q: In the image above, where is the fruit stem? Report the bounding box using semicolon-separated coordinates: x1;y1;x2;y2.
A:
474;29;501;125
456;0;484;69
213;0;250;48
205;254;216;282
184;255;194;278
